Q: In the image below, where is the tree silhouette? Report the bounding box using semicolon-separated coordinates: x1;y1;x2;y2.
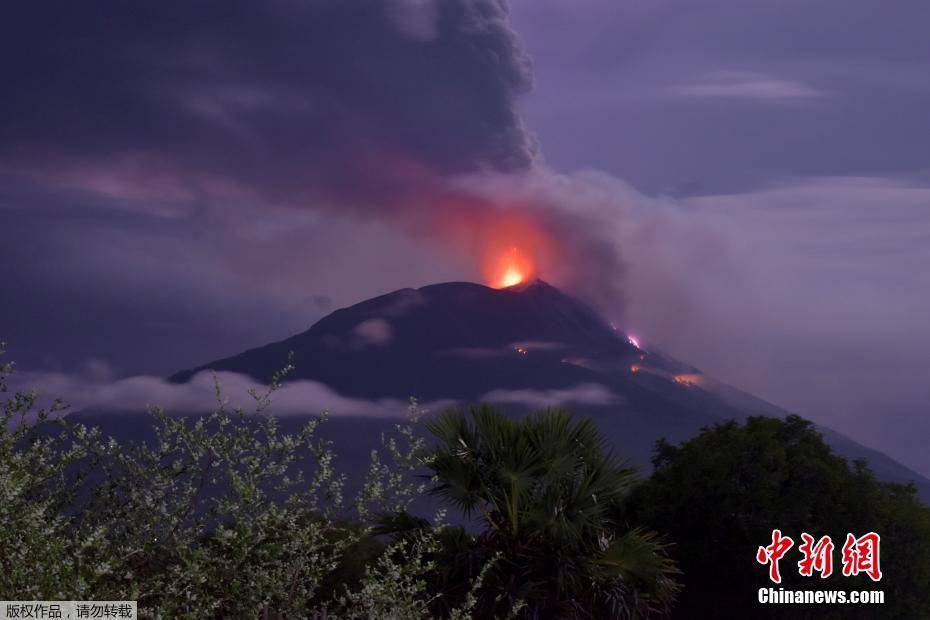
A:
420;406;680;618
631;415;930;619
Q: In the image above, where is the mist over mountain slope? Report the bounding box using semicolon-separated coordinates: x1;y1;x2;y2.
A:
163;280;930;501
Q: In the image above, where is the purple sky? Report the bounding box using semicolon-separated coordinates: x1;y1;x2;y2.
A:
2;0;929;476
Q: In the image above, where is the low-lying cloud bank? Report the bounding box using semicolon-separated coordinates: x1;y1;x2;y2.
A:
482;383;618;409
11;369;616;419
12;370;438;418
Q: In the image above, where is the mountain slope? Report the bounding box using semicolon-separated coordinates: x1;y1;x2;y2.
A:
168;279;930;500
172;280;636;399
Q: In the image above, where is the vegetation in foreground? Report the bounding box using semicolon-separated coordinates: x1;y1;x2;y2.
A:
382;407;680;618
2;343;929;618
0;345;676;619
632;416;930;619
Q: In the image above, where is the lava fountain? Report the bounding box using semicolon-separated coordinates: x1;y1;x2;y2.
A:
488;246;535;288
474;211;553;289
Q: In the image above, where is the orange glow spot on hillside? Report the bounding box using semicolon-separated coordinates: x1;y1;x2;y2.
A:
674;374;702;387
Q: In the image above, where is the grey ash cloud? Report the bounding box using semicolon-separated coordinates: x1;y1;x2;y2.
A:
1;0;536;207
0;0;539;372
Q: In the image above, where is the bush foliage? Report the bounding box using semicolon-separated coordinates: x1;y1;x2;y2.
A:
631;415;930;619
1;346;456;618
4;341;928;619
0;346;676;619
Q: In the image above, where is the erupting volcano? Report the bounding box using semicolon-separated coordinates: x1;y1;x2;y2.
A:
162;279;930;503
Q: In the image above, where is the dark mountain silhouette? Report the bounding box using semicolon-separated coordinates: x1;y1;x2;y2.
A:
164;279;930;501
171;280;639;399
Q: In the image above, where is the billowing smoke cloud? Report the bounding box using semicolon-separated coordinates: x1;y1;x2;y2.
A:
1;0;539;217
0;0;630;352
0;0;637;381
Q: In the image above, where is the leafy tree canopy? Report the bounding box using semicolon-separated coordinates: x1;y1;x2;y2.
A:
410;406;680;619
631;415;930;619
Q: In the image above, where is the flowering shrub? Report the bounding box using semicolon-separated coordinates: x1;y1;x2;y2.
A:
1;344;679;618
0;345;463;619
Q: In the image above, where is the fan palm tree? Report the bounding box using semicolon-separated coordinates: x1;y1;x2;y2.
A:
420;406;679;619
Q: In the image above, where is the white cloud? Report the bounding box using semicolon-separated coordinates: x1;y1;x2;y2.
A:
352;318;393;346
10;370;454;418
481;383;618;408
10;369;617;423
671;71;824;102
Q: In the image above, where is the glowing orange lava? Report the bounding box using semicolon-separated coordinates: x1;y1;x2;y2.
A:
487;245;535;289
470;210;551;289
500;266;524;287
